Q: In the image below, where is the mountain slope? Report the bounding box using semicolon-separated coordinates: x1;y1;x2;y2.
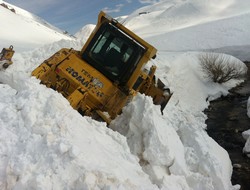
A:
0;0;73;52
123;0;250;60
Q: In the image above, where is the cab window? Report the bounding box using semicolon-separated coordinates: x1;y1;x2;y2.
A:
82;23;145;85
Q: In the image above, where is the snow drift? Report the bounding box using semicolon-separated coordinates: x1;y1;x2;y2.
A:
0;43;243;189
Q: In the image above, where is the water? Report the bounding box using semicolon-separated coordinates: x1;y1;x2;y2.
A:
205;62;250;189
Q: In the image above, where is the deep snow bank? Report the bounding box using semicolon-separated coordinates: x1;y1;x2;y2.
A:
0;83;156;190
0;39;242;190
111;53;244;190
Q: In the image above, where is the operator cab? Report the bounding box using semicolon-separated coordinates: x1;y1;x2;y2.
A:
82;22;146;85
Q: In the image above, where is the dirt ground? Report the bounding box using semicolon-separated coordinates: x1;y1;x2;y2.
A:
205;62;250;189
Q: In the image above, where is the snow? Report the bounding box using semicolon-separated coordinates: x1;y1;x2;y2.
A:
123;0;250;61
0;0;73;52
75;24;96;42
110;94;234;189
243;98;250;157
0;0;249;189
0;82;156;189
242;129;250;157
248;97;250;118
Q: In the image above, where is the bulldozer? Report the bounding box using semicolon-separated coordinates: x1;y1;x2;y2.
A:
0;45;15;70
32;11;171;124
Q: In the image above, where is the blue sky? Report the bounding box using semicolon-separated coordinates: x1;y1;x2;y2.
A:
5;0;159;34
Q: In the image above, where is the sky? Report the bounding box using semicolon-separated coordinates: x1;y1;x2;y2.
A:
5;0;160;34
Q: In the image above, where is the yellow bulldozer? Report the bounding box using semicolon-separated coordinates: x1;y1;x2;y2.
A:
32;11;171;124
0;45;15;70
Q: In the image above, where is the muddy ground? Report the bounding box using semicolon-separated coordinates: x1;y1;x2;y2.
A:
205;62;250;189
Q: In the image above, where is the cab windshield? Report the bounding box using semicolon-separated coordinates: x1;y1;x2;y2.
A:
82;23;145;85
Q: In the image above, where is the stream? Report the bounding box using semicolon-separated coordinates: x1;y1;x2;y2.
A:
205;62;250;189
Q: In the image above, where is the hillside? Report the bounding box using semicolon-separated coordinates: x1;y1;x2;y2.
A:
0;0;250;190
0;0;73;52
123;0;250;61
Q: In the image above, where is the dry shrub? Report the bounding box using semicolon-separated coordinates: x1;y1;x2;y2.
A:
199;52;247;83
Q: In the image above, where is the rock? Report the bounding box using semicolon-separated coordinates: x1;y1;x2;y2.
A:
233;164;242;169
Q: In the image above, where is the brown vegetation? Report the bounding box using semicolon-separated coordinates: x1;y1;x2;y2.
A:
199;52;247;83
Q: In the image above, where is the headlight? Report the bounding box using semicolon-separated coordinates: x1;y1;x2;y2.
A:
92;78;104;88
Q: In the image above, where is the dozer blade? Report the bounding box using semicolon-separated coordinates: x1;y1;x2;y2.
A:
139;66;172;114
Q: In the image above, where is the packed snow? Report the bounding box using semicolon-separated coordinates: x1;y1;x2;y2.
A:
1;0;250;189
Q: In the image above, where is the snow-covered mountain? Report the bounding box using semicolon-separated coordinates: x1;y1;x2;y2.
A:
0;0;250;190
74;24;96;42
122;0;250;61
0;0;73;52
